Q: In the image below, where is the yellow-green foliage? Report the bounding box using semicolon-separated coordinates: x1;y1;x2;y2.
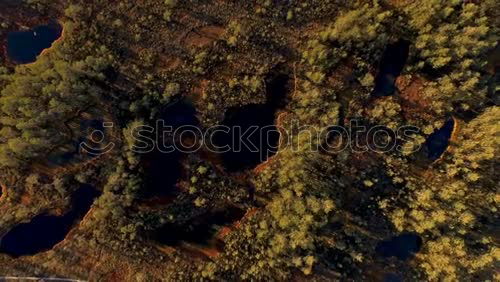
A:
293;80;340;126
213;78;340;279
407;1;495;69
368;97;403;130
406;1;498;110
225;20;248;47
122;119;146;168
319;2;392;45
0;48;111;167
446;107;499;183
301;1;392;83
417;236;499;281
383;107;499;280
218;147;336;279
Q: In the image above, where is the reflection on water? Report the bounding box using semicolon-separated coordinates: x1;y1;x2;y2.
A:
372;40;410;97
425;119;454;160
213;73;288;172
6;21;62;64
0;185;99;257
213;103;280;172
376;233;422;260
153;206;245;247
142;99;199;198
384;273;403;282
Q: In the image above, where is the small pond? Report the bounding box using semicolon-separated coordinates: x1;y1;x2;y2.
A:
425;119;454;160
153;206;245;247
372;40;410;97
6;21;62;64
0;185;99;257
142;99;199;198
384;273;403;282
213;103;280;172
375;233;422;260
212;73;288;172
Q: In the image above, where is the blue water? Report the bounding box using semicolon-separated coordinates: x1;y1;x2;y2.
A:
425;119;454;160
376;233;422;260
372;40;410;97
142;99;199;198
213;103;280;172
0;185;99;257
384;273;403;282
212;73;286;172
6;22;62;64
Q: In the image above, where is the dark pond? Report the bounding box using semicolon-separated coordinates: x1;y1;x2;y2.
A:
6;21;62;64
212;73;288;172
376;233;422;260
0;185;99;257
425;119;454;160
142;99;199;198
372;40;410;97
384;273;403;282
213;104;280;172
153;206;245;246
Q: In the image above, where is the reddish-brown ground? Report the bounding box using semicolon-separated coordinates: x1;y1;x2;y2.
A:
397;75;436;121
184;25;225;48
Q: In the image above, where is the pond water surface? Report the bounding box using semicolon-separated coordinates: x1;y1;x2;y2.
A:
6;21;62;64
425;119;455;160
375;233;422;260
213;103;280;172
372;40;410;97
213;72;288;172
0;185;99;257
153;206;245;247
142;99;199;198
384;273;403;282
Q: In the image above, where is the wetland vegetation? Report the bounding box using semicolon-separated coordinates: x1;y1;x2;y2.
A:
0;0;498;281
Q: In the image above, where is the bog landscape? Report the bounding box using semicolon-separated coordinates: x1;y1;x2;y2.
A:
0;0;498;281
